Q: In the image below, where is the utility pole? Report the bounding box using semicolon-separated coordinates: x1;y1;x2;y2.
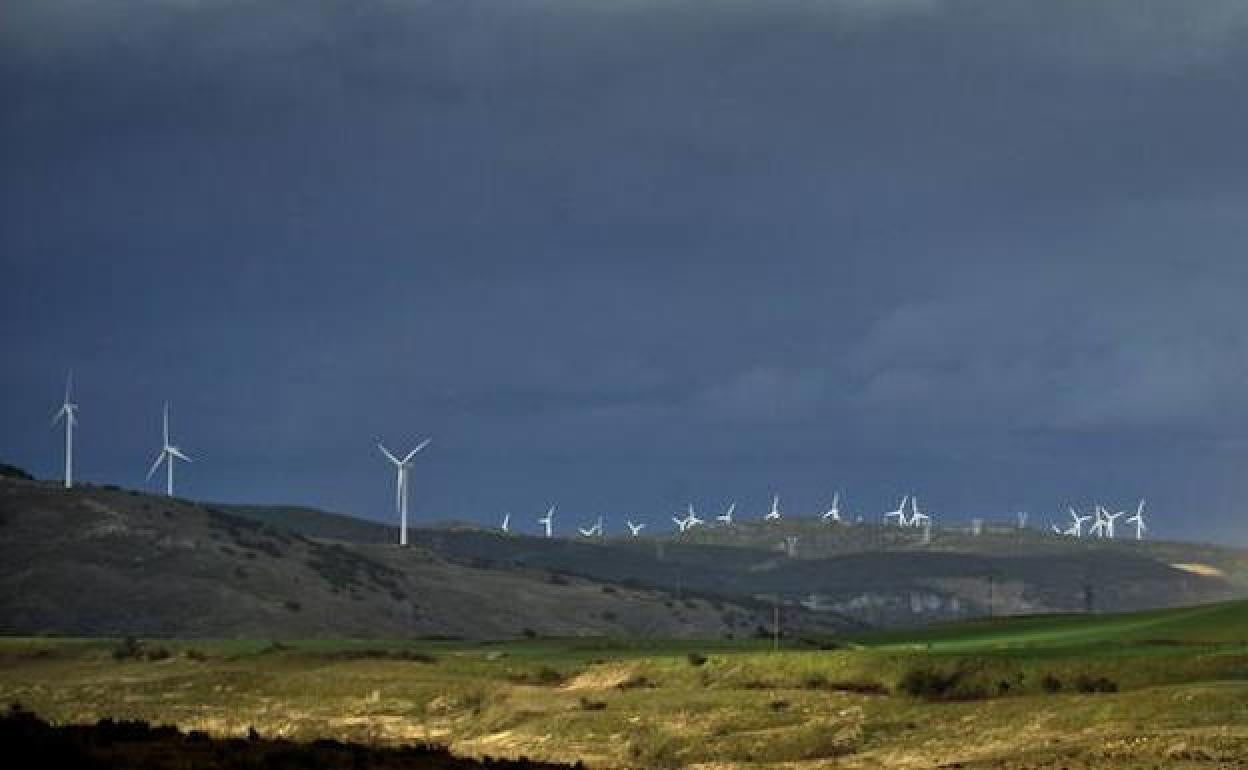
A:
772;596;780;652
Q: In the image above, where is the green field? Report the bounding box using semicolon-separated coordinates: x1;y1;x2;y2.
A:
3;601;1247;768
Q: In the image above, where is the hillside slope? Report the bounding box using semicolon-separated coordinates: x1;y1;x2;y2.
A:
222;502;1248;628
0;479;793;639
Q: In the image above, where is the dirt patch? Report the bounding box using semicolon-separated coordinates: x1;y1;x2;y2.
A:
561;664;639;691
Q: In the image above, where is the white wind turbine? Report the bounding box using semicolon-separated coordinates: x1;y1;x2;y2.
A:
1126;499;1147;540
885;495;910;526
1088;506;1107;538
146;402;193;497
626;519;645;536
685;504;705;528
1067;507;1091;538
764;494;782;521
672;514;689;532
908;496;929;528
716;501;736;525
1103;507;1125;539
377;438;432;547
821;492;841;522
578;515;604;538
51;371;78;489
500;512;510;533
538;505;556;538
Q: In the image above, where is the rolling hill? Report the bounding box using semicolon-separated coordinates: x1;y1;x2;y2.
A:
3;474;1246;638
0;478;793;639
218;500;1248;628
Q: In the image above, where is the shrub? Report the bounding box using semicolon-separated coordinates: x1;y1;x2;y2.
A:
686;652;708;667
112;636;143;661
283;600;302;612
1041;674;1063;693
897;666;988;701
616;675;656;690
112;637;170;662
578;696;607;711
509;665;565;686
1074;675;1118;693
627;726;682;770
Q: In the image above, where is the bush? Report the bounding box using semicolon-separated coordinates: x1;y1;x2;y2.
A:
686;652;708;667
627;726;682;770
111;637;170;662
1041;674;1063;693
897;666;988;701
578;696;607;711
1074;674;1118;693
509;665;565;686
616;675;656;690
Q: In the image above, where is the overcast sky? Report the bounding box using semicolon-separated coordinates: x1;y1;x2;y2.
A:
4;1;1248;544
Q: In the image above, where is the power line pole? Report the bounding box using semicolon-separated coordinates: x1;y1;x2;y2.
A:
772;596;780;652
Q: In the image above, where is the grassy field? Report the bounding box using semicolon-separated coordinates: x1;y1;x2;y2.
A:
2;602;1247;768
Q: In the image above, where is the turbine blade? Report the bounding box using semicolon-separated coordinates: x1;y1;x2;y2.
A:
377;443;400;464
402;438;433;463
169;447;193;462
146;451;166;480
163;402;170;446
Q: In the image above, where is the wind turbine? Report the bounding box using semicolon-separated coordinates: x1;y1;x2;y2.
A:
908;496;929;528
500;513;510;533
1067;507;1091;538
538;505;556;538
885;495;910;526
377;438;432;547
1088;506;1107;538
51;371;78;489
764;495;782;521
578;516;604;538
626;520;645;536
1126;499;1147;540
821;492;841;522
146;402;193;497
1103;507;1125;539
672;514;689;532
685;504;705;528
716;501;736;525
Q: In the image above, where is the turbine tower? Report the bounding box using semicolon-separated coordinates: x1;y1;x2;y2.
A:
764;495;782;521
500;512;510;533
377;438;431;547
885;495;910;526
146;402;193;497
538;505;556;538
51;371;78;489
821;492;841;522
1126;499;1147;540
716;501;736;525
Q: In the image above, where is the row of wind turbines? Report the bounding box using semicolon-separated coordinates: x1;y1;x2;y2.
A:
495;491;1151;544
1053;502;1148;540
46;372;1150;548
52;373;193;496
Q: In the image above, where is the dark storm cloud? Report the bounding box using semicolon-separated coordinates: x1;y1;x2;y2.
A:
4;1;1248;543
